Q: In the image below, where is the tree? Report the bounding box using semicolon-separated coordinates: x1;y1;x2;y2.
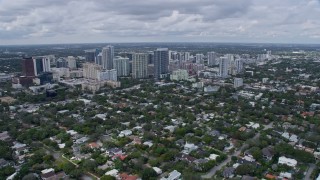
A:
82;159;97;172
0;141;12;160
141;168;157;180
100;175;116;180
236;164;255;175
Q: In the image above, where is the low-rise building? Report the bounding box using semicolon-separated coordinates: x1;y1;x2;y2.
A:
278;156;297;167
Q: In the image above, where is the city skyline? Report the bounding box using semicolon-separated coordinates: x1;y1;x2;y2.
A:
1;0;320;45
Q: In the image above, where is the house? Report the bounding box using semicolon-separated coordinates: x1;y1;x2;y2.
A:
160;170;181;180
176;153;196;163
279;172;292;179
164;125;176;133
278;156;297;167
88;142;101;149
153;167;162;175
0;131;10;141
143;141;153;147
262;147;274;161
194;159;209;170
74;136;89;144
0;158;11;168
243;155;255;162
265;174;276;179
66;130;78;136
41;168;67;180
107;148;123;156
182;142;198;154
119;173;138;180
208;154;219;160
113;154;128;161
94;114;107;120
119;130;132;137
105;169;119;178
223;167;235;178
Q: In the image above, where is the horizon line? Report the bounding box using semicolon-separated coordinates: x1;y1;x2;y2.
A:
1;41;320;47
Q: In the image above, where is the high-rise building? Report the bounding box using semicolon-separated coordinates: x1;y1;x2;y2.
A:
32;57;51;76
102;45;114;70
170;69;189;81
184;52;190;61
97;69;117;81
83;63;103;80
67;56;77;69
113;56;129;77
147;51;154;64
84;49;98;62
154;48;169;79
234;78;243;88
96;53;102;66
235;59;244;74
56;58;68;68
22;57;35;77
132;53;148;79
195;54;204;64
207;52;218;66
219;57;229;78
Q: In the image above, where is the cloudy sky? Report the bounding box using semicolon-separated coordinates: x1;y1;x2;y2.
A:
0;0;320;45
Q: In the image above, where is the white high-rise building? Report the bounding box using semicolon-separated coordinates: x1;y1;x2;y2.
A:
113;56;130;77
132;53;148;79
67;56;77;69
170;69;189;81
196;54;204;64
102;45;114;70
219;57;229;78
207;52;218;66
97;69;117;81
234;78;243;88
83;63;103;80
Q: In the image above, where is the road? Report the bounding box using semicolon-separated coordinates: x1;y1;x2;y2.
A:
202;122;273;179
305;163;316;180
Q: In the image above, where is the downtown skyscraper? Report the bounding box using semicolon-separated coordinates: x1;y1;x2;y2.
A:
102;45;114;70
219;57;229;78
114;56;130;77
154;48;169;79
132;53;148;79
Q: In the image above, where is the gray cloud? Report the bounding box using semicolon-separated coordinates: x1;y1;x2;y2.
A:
0;0;320;44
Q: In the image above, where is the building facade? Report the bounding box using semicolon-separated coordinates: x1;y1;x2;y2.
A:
234;78;243;88
132;53;148;79
207;52;218;66
154;48;169;79
22;57;35;77
113;56;129;77
83;63;103;80
102;45;114;70
219;57;229;78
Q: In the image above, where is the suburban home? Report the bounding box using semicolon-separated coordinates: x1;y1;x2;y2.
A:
278;156;297;167
262;147;274;161
160;170;181;180
40;168;67;180
223;167;235;178
182;142;198;154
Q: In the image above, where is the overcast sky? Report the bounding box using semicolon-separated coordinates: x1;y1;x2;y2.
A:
1;0;320;45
